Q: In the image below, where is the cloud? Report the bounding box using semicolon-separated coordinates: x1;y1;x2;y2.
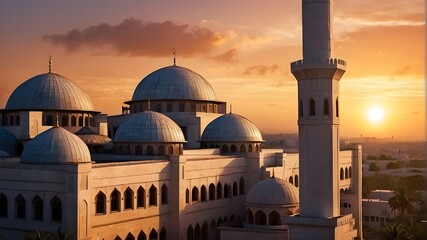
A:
243;64;279;76
211;48;239;63
43;18;228;57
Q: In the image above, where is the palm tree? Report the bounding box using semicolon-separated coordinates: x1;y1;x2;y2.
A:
388;187;423;216
24;230;51;240
381;222;413;240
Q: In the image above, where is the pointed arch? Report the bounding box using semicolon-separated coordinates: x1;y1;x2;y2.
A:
240;144;246;152
147;145;153;155
0;193;7;218
110;189;121;212
201;185;207;202
239;177;245;195
217;182;222;199
192;187;199;202
255;210;266;225
61;115;68;126
149;185;157;206
247;209;254;224
124;187;134;209
187;225;194;240
161;183;168;205
50;196;62;221
125;233;135;240
137;231;146;240
224;184;229;198
345;167;349;179
95;191;106;214
230;144;237;153
194;223;201;240
289;176;293;184
295;175;299;187
232;181;238;196
309;98;316;116
202;221;208;240
149;229;158;240
159;227;166;240
158;145;165;155
209;183;215;200
186;188;190;204
114;236;122;240
269;211;282;225
323;99;330;115
32;195;43;220
137;186;146;208
15;194;25;219
340;168;344;180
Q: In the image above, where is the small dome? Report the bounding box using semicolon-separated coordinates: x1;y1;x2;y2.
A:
201;113;263;142
0;126;17;155
246;177;299;206
113;111;186;143
21;127;91;164
131;66;217;101
0;150;10;157
75;127;112;146
6;73;94;111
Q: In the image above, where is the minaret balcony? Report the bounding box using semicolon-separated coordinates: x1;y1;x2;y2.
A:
291;58;346;81
291;58;346;72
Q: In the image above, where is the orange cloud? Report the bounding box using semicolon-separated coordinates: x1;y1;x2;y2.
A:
211;48;239;63
243;64;279;76
43;18;228;57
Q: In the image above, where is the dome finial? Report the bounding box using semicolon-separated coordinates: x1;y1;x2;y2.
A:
147;97;151;111
49;55;52;73
229;104;232;114
173;48;176;66
55;113;59;127
272;168;275;178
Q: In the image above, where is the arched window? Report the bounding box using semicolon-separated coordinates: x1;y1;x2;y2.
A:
84;116;89;126
210;220;216;239
336;97;339;117
89;117;94;127
124;188;134;209
16;195;25;219
240;144;246;153
125;233;135;240
309;98;316;116
126;145;131;155
224;184;229;198
248;144;253;152
167;104;172;112
138;231;147;240
71;116;77;126
217;217;222;226
299;100;303;117
15;115;20;126
323;99;330;115
135;145;143;155
192;187;199;202
149;229;158;240
221;145;228;153
209;183;215;200
147;145;153;155
349;167;352;178
50;196;62;221
255;210;266;225
10;116;14;126
156;104;162;112
95;192;106;214
32;195;43;220
256;144;259;152
149;185;157;206
168;145;174;155
239;177;245;195
345;167;349;179
118;145;124;154
217;182;222;199
232;181;238;196
179;103;185;112
46;115;54;126
78;116;83;126
202;222;208;240
247;209;254;224
114;236;122;240
201;185;207;202
230;145;237;153
340;168;344;180
161;184;168;205
187;225;194;240
0;193;7;218
159;227;166;240
295;175;299;187
137;187;146;208
110;189;121;212
194;224;201;240
158;145;165;155
289;176;293;184
269;211;282;225
185;189;190;204
61;115;68;126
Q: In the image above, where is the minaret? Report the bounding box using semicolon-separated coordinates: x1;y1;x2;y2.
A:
284;1;358;239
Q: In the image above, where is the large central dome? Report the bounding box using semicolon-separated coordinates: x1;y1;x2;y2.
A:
131;65;217;101
5;73;94;111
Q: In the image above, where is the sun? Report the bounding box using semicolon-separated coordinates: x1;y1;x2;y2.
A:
367;108;384;123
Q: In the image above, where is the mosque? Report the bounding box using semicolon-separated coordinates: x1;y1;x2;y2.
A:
0;1;362;240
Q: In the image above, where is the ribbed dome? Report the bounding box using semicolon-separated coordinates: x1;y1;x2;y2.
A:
6;73;94;111
201;113;263;142
75;127;112;146
21;127;91;164
113;111;186;143
246;177;299;206
131;66;217;101
0;126;17;155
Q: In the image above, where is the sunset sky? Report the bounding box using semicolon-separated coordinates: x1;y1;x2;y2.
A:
0;0;424;140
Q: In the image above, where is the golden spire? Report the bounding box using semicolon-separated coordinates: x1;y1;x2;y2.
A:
173;48;176;66
229;104;233;114
55;113;59;127
147;97;151;111
49;55;52;73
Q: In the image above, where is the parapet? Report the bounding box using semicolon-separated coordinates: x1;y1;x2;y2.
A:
291;58;346;72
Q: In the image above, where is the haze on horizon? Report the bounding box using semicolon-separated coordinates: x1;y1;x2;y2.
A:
0;0;424;141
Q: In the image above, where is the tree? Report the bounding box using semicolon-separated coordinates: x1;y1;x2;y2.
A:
369;162;380;171
381;222;413;240
388;187;423;216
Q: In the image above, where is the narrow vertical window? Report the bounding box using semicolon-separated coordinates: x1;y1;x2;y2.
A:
61;115;68;126
161;184;168;205
16;195;25;219
299;100;303;117
201;185;207;202
323;99;329;115
95;192;106;214
192;187;199;202
110;189;121;212
32;195;43;220
46;115;54;126
0;193;7;218
124;188;134;209
50;196;62;221
149;185;157;206
336;97;339;117
185;189;190;204
137;187;145;208
239;177;245;195
209;184;215;200
309;98;316;116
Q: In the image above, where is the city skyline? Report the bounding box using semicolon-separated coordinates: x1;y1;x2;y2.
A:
0;0;424;140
